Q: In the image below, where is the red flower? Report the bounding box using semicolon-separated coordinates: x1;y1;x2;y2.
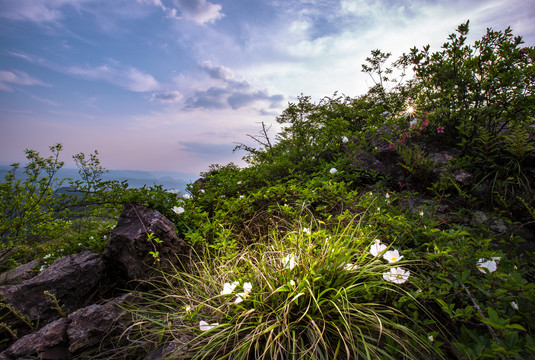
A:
437;126;444;133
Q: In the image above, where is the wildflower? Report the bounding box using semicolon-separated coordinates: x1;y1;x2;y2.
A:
344;263;358;271
437;126;444;133
303;227;311;235
329;168;337;174
199;321;219;331
383;249;403;263
410;118;417;127
389;143;394;149
220;281;239;295
383;267;410;284
172;206;185;215
342;136;349;143
289;280;296;286
40;265;46;272
182;193;191;199
419;211;424;217
385;193;390;199
370;239;387;257
234;282;252;304
511;301;519;310
283;254;297;270
428;335;434;342
476;258;497;274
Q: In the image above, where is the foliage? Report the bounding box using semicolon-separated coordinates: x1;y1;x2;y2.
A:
2;20;535;360
116;223;443;360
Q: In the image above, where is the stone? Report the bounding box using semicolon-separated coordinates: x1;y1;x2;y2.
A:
103;203;189;286
1;294;132;359
144;335;192;360
1;317;69;360
67;293;132;354
0;251;103;343
0;260;39;285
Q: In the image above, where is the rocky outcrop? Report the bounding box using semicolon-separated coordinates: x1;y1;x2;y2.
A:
0;203;190;358
0;251;103;341
0;294;131;360
103;202;189;287
0;259;39;285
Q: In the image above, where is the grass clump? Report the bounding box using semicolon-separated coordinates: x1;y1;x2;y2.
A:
116;221;443;360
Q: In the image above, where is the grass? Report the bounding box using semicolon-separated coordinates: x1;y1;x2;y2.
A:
110;219;444;360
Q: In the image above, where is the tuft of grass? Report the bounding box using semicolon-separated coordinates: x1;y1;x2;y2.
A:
114;220;444;360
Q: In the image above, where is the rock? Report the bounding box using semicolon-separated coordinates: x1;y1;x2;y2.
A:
1;294;132;359
0;260;39;285
103;203;189;287
0;251;103;343
144;335;192;360
67;293;132;354
1;317;69;360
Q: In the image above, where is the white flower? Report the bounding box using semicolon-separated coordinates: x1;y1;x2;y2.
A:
303;227;311;235
234;282;252;304
410;118;417;126
385;193;390;199
40;265;46;272
511;301;519;310
242;282;252;293
383;249;403;263
283;254;297;270
199;320;219;331
383;268;411;284
476;258;497;274
428;335;434;342
289;280;296;286
383;267;410;284
220;281;239;295
182;193;191;199
342;136;349;143
172;206;185;215
370;239;387;257
344;263;358;271
329;168;337;174
419;211;424;217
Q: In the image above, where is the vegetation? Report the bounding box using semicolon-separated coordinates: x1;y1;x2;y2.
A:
1;21;534;359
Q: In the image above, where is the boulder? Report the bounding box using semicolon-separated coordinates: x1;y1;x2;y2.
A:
0;259;39;285
0;294;132;360
103;203;189;287
0;251;103;342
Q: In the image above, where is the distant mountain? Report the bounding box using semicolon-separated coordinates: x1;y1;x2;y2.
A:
0;165;197;193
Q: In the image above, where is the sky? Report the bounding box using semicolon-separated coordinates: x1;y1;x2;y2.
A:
1;0;534;177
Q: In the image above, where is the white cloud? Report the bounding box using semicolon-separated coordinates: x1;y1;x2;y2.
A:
150;90;183;103
0;70;49;91
173;0;224;25
68;63;159;92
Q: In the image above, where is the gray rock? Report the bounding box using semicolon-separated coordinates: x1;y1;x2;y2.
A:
103;203;189;286
0;251;103;343
0;260;39;285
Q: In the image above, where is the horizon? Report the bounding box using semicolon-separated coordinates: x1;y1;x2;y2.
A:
1;0;534;174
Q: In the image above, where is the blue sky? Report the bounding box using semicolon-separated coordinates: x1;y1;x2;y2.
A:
1;0;534;175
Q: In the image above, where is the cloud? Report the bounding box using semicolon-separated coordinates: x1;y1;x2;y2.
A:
173;0;224;25
183;60;285;111
0;0;65;23
0;70;49;91
150;90;183;103
199;60;234;81
67;63;159;92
